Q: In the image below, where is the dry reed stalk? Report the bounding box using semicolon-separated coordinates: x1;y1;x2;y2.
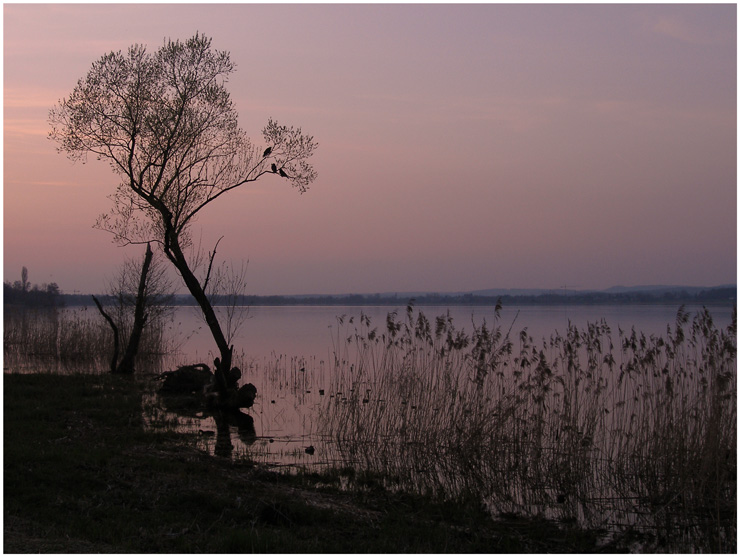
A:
4;306;174;373
319;304;736;551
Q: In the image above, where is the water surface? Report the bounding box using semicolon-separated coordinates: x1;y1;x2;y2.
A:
156;302;733;467
170;303;734;365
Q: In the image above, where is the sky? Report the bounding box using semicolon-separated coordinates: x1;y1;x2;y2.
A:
3;3;737;296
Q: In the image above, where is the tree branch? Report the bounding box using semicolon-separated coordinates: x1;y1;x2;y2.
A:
92;295;119;374
203;236;224;293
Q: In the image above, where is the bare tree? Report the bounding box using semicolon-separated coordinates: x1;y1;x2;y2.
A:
93;242;174;374
205;255;251;347
49;34;318;397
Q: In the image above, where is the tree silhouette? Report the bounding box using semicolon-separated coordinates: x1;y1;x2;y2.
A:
21;266;29;293
49;33;318;395
93;242;174;374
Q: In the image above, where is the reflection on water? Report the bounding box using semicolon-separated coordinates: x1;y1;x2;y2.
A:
141;354;339;471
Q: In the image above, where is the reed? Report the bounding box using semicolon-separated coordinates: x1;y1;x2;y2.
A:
4;306;174;373
320;303;736;552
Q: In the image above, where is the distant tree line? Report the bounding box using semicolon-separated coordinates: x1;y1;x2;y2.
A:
57;286;736;308
486;287;736;307
4;267;62;308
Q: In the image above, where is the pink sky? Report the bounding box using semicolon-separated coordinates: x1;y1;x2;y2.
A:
3;4;737;295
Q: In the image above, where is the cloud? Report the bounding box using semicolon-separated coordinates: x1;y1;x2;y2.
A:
351;92;569;135
4;179;87;189
5;120;49;138
652;15;732;45
4;88;60;138
4;90;58;109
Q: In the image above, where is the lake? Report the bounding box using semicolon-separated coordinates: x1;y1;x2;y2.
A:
168;302;735;366
155;302;734;469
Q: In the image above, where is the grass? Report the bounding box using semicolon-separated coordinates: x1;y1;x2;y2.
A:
321;303;737;552
4;372;634;553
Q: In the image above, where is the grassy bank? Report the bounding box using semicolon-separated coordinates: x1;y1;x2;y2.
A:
5;372;632;553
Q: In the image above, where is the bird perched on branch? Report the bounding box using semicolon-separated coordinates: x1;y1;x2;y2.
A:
271;163;277;173
262;146;272;157
279;168;289;178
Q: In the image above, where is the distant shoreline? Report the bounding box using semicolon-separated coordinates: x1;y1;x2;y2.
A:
57;285;736;308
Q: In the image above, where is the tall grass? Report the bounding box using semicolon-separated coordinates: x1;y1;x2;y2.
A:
4;306;174;373
320;303;736;552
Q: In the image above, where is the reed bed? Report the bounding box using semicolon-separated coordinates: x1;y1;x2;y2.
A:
4;306;173;373
320;303;736;552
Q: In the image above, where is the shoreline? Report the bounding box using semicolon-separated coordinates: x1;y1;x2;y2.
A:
4;372;643;553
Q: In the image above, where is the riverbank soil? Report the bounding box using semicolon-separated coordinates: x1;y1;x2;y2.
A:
5;373;632;553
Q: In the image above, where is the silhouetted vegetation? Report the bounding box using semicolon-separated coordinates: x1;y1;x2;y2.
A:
57;284;737;308
321;303;736;552
4;266;62;308
4;295;735;551
3;307;173;375
49;33;317;400
92;243;176;374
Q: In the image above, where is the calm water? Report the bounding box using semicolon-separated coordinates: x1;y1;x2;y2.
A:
7;302;733;468
168;303;734;365
155;303;734;467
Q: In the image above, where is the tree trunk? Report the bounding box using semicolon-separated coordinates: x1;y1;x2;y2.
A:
164;234;232;396
92;295;119;374
116;242;153;374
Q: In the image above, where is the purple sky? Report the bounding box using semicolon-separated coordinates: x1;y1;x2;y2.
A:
4;4;737;295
